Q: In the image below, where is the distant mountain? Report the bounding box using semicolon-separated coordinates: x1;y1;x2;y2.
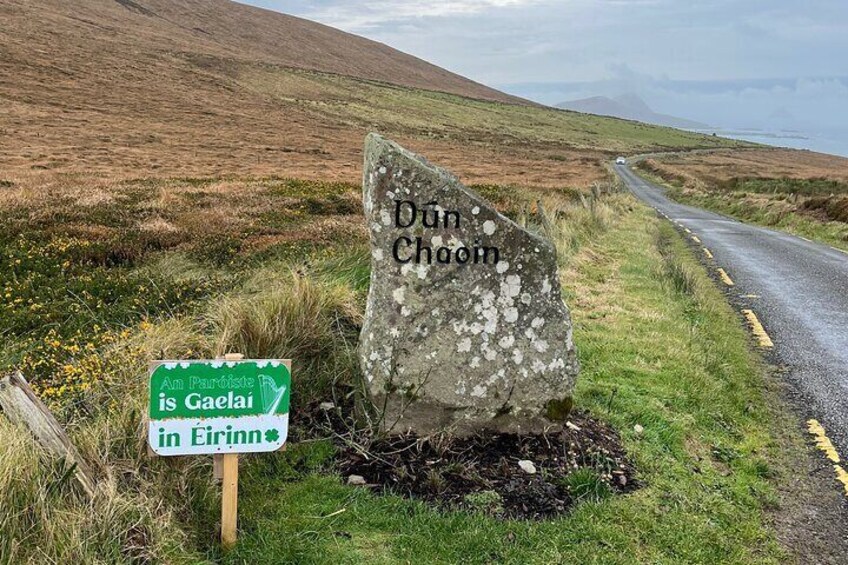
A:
556;94;708;129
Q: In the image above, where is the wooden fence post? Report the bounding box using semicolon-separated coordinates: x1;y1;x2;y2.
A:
0;371;97;498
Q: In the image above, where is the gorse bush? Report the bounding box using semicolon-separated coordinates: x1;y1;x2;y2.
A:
0;232;215;344
0;230;218;409
18;327;145;411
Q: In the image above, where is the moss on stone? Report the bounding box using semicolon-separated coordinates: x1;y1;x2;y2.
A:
546;396;574;421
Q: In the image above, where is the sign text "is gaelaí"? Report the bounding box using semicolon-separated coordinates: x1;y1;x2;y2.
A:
148;360;291;456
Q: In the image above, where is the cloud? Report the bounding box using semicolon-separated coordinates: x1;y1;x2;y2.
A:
296;0;544;31
248;1;848;85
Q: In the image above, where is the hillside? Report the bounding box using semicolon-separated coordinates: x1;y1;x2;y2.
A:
0;0;742;187
0;0;522;103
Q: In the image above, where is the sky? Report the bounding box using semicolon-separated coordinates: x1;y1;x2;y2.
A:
243;0;848;155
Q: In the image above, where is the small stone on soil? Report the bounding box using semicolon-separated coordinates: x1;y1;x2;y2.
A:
518;460;537;474
347;475;366;486
319;402;336;411
634;424;644;435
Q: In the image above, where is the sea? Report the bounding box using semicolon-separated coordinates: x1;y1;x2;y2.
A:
689;127;848;158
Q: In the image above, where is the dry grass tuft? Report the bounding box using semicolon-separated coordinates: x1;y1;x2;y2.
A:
74;188;116;208
534;182;626;265
0;383;209;564
140;216;179;234
207;269;361;361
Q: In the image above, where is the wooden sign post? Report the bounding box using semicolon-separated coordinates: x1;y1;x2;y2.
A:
220;353;241;550
147;355;291;550
221;452;239;548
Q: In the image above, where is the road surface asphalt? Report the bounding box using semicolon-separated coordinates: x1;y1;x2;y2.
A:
616;164;848;454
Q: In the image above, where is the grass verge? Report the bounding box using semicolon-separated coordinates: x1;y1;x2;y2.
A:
0;184;805;563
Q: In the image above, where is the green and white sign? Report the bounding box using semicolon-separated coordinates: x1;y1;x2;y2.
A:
148;359;291;456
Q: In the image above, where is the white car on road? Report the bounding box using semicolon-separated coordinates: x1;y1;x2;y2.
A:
615;156;627;165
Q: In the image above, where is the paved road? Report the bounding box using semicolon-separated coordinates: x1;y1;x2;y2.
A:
616;164;848;453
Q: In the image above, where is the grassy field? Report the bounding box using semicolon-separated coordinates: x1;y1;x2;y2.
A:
0;173;810;563
635;152;848;250
242;67;737;154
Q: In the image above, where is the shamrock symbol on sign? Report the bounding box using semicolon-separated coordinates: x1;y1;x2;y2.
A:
265;429;280;443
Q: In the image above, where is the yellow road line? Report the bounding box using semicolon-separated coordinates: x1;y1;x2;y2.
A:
717;268;735;286
809;420;841;463
742;294;759;299
684;228;692;234
833;246;848;256
692;236;701;244
741;309;773;347
807;419;848;496
703;248;714;259
835;466;848;496
800;236;812;242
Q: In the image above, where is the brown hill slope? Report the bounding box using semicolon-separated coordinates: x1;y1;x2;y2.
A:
0;0;741;186
0;0;521;103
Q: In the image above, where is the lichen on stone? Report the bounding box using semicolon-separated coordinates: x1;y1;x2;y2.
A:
359;134;579;435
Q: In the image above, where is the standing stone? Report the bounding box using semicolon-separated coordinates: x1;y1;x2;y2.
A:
359;134;579;435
